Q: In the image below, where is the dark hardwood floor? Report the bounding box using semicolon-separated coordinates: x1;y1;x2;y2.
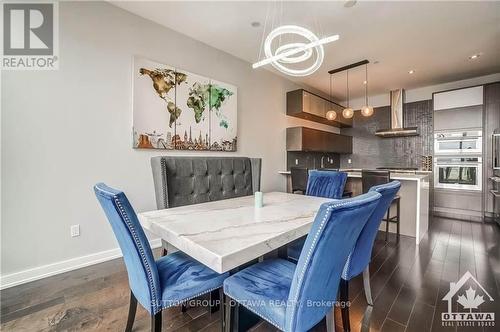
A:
1;217;499;332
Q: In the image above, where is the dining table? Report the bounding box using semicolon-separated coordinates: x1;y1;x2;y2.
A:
138;191;333;274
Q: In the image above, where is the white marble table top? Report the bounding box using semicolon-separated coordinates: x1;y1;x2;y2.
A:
138;192;332;273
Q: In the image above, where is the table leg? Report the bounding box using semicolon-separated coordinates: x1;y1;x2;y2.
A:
278;244;288;259
227;265;261;331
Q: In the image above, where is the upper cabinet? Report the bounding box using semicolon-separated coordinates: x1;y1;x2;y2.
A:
433;86;484;131
433;86;483;110
287;127;353;154
287;89;352;128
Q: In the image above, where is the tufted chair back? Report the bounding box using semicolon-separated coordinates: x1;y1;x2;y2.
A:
342;181;401;280
94;183;161;314
151;156;261;209
285;191;381;331
305;170;348;199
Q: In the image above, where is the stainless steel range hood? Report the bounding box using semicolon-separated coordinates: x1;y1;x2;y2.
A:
375;89;418;137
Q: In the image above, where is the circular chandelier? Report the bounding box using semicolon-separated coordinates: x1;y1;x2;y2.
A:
253;25;339;77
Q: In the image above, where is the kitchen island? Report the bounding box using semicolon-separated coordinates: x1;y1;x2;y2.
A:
279;169;430;244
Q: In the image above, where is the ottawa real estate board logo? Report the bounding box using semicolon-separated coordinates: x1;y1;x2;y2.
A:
441;271;495;328
2;2;58;70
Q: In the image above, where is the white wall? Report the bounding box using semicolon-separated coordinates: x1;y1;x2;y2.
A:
0;1;340;285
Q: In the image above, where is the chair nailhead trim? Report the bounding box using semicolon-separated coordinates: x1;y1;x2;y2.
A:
164;286;222;309
114;197;160;314
288;195;378;330
225;291;284;330
160;158;170;208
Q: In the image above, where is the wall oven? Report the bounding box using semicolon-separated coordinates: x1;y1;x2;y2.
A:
434;130;482;155
434;156;482;191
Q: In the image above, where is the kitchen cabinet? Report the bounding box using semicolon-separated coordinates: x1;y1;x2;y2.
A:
287;89;352;128
433;86;484;131
286;127;352;153
433;86;483;110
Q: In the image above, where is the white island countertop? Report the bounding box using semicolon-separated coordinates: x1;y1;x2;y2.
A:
278;170;430;181
344;171;429;181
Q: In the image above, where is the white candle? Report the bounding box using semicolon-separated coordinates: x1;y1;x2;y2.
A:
254;191;263;208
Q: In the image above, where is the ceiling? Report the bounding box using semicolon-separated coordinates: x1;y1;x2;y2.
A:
113;1;500;101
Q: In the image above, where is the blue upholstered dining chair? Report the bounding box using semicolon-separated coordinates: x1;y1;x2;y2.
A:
94;183;228;332
288;170;348;261
306;170;348;199
339;181;401;332
223;191;382;332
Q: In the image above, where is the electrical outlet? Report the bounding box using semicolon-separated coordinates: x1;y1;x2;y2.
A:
295;159;299;165
71;224;80;237
348;159;352;164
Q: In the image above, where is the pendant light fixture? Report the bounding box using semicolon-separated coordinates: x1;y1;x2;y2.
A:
252;25;339;77
360;63;374;117
251;2;339;77
342;70;354;119
326;74;337;121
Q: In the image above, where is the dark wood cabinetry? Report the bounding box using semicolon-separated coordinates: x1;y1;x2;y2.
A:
287;89;352;128
287;127;352;153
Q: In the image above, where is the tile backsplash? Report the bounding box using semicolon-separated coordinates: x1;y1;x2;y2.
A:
286;151;340;170
339;100;433;169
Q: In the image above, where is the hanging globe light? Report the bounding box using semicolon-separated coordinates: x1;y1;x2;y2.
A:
360;106;374;117
326;110;337;121
361;63;374;117
342;69;354;119
342;108;354;119
326;74;337;121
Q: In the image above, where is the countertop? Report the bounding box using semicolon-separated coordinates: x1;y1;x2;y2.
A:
344;171;429;181
278;169;431;181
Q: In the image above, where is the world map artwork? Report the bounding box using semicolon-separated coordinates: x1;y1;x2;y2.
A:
133;57;237;151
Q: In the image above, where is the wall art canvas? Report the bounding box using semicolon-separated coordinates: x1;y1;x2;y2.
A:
133;56;237;151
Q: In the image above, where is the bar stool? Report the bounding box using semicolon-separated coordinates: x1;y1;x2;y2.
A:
290;167;308;194
361;170;401;241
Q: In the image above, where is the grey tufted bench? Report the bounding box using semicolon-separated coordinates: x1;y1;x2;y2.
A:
151;156;262;209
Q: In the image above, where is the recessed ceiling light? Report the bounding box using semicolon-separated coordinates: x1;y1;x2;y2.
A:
344;0;357;8
469;53;481;60
251;21;261;28
363;80;367;85
408;69;415;74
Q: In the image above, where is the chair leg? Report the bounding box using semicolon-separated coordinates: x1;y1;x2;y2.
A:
363;267;374;306
125;290;137;332
224;294;232;332
396;199;401;242
151;311;162;332
340;279;350;332
220;289;226;332
385;208;390;242
210;289;220;314
326;307;336;332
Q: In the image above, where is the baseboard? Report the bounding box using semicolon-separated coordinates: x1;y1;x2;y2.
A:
432;208;484;222
0;239;162;290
